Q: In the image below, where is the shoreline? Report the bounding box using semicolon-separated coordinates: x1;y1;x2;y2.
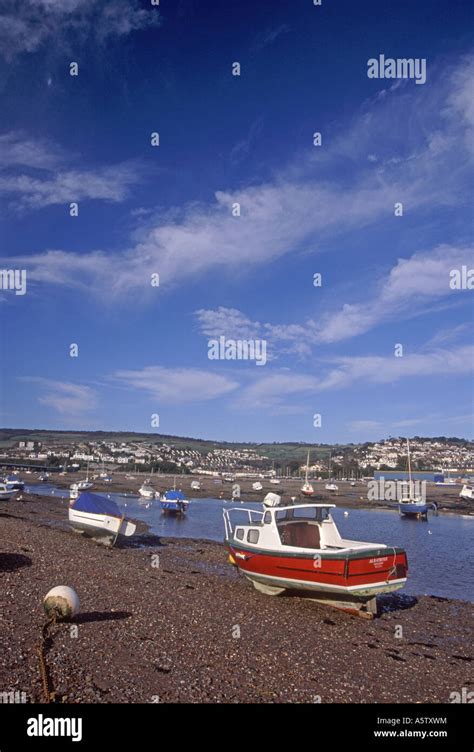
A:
20;471;474;517
0;494;472;703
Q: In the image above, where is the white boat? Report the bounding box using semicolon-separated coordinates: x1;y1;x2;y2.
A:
0;483;17;501
460;484;474;500
190;480;201;491
270;478;280;485
4;475;25;491
138;482;156;500
69;492;136;546
70;479;93;492
252;482;263;491
398;439;429;517
325;482;338;492
300;450;314;497
263;492;281;507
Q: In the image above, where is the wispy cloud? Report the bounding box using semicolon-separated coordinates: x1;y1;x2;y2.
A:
110;366;239;404
21;377;98;415
195;244;474;355
5;54;474;296
236;345;474;409
0;132;144;211
0;0;161;61
251;24;290;52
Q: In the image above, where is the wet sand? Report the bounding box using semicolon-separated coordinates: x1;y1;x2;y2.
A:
0;494;472;704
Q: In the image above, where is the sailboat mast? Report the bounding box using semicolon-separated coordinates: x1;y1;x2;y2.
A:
305;450;309;483
406;439;413;499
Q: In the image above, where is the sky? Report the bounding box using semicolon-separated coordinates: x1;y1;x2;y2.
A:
0;0;473;444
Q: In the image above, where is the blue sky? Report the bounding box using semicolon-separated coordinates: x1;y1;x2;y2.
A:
0;0;473;443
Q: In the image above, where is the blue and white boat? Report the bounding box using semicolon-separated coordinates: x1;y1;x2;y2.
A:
69;492;136;545
4;474;25;491
160;489;189;515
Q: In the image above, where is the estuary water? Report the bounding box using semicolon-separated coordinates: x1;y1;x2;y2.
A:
28;486;473;602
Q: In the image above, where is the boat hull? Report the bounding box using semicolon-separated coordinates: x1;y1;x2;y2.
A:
160;501;188;515
0;490;17;501
398;502;429;516
68;509;136;544
226;540;407;612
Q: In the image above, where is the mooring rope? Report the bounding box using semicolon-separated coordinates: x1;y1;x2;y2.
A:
36;612;58;703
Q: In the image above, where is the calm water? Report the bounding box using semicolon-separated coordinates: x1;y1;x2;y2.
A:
27;485;474;602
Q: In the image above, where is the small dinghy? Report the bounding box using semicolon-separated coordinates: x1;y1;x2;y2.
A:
69;492;136;545
263;492;281;508
223;503;408;617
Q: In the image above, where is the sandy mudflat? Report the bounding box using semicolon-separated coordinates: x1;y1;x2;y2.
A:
0;494;472;704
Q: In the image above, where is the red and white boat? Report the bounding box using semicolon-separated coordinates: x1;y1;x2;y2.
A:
223;503;408;617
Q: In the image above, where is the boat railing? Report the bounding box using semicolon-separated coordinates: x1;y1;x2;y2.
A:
223;507;265;538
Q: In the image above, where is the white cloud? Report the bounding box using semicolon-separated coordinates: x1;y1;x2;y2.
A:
0;0;161;60
194;244;474;354
315;244;474;344
110;366;239;404
21;377;98;415
236;345;474;409
5;55;474;296
0;133;145;211
0;161;142;210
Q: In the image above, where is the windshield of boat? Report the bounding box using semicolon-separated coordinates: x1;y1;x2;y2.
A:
275;506;330;523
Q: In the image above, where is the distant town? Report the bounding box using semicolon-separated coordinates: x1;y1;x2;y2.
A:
0;430;472;478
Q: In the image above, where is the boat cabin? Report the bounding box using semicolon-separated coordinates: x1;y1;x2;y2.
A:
224;504;379;553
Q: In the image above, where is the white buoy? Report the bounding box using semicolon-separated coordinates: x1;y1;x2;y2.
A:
43;586;79;621
344;511;349;517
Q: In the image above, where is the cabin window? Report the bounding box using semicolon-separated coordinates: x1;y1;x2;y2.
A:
263;512;271;524
247;529;260;544
236;528;244;541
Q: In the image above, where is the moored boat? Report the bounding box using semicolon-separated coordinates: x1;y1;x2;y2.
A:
68;492;136;545
138;482;156;500
223;503;408;617
325;482;338;492
0;483;17;501
160;489;189;515
398;439;429;517
190;480;201;491
263;492;281;507
252;481;263;491
300;450;314;497
4;474;25;491
460;484;474;500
